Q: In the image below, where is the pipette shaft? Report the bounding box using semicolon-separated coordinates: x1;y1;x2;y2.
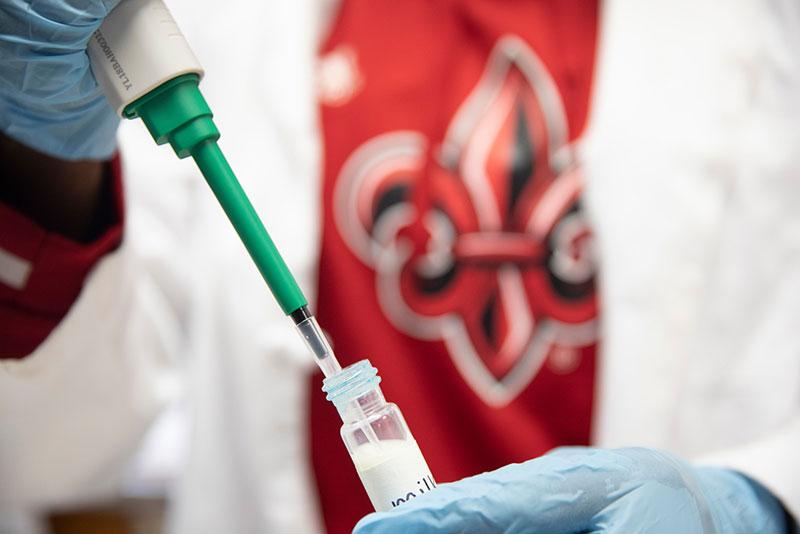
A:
192;141;342;376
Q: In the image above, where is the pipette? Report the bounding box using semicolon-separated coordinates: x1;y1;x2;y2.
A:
87;0;340;377
86;3;440;512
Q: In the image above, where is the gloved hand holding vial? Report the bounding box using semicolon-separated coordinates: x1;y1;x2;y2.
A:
354;448;789;534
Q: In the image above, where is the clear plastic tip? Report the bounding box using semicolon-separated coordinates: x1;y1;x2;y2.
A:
295;316;342;377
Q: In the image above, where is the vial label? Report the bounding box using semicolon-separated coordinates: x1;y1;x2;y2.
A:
351;439;437;512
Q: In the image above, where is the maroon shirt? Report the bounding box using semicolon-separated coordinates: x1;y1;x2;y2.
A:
311;1;600;532
0;157;123;358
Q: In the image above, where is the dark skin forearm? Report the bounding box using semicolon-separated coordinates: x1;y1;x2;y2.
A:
0;132;108;243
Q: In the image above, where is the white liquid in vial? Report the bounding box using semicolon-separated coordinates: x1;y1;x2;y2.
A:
351;439;437;512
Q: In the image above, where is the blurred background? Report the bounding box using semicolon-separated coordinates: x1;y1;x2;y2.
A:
2;0;800;533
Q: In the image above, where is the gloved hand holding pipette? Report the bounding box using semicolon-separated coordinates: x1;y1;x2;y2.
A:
0;0;121;160
354;447;792;534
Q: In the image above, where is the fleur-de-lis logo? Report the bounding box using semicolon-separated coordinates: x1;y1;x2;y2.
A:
334;36;597;406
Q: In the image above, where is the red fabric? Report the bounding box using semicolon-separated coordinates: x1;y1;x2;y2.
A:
0;156;124;358
311;1;600;531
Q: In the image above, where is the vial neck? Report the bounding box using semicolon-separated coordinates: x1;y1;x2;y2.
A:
339;388;387;423
322;359;384;422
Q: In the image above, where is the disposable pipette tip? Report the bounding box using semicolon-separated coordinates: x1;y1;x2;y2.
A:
317;352;343;378
294;314;343;377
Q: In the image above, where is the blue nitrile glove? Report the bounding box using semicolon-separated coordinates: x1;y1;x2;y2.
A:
355;447;792;534
0;0;121;160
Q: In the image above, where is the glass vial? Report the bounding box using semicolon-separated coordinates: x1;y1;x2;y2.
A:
322;360;437;511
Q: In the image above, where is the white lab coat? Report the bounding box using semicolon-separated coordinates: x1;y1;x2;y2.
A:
1;0;798;532
585;0;800;515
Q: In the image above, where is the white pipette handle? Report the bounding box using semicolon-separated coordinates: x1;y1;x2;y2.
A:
87;0;203;116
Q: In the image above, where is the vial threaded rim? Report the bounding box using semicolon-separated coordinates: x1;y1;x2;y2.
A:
322;359;381;409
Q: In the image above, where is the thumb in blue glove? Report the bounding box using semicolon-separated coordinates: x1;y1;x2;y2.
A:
354;447;791;534
0;0;122;160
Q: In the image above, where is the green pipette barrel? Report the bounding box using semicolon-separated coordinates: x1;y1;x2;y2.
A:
123;74;308;315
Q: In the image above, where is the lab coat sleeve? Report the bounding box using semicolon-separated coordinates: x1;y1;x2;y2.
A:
0;152;191;512
583;0;800;523
698;417;800;520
